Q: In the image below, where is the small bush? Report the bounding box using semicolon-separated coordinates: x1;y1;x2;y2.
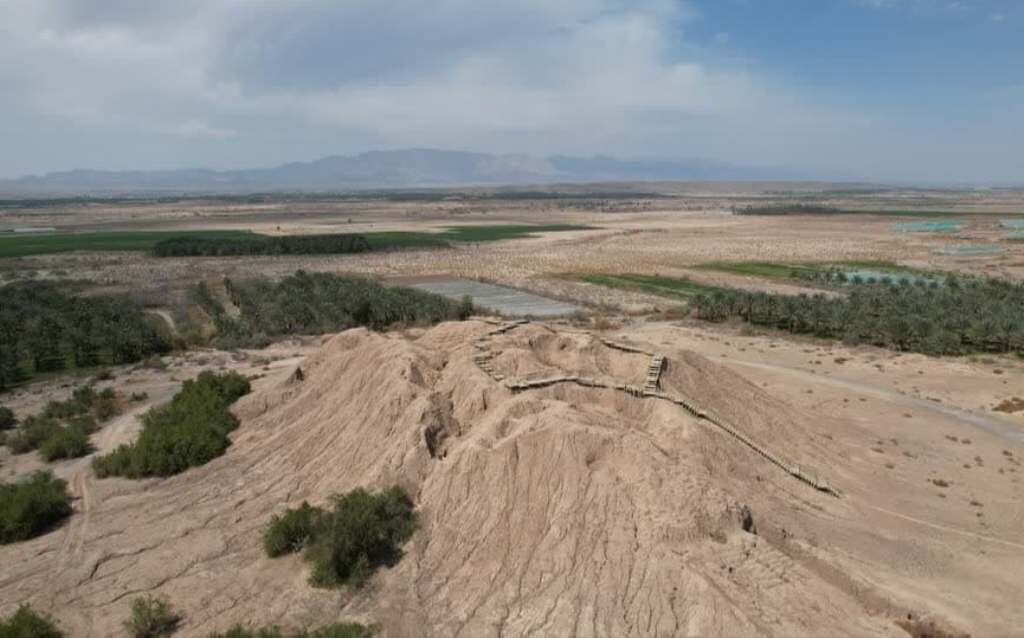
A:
263;502;324;557
67;414;99;435
0;406;16;430
262;488;416;589
73;385;99;407
6;416;61;454
93;395;120;422
42;399;88;421
93;372;251;478
208;623;373;638
0;605;63;638
301;624;374;638
38;424;91;462
0;471;73;544
208;628;283;638
124;596;179;638
38;386;119;428
131;392;150;402
308;487;415;588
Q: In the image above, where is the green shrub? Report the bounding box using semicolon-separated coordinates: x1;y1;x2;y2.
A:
208;627;283;638
300;624;374;638
93;372;251;478
124;596;179;638
0;605;63;638
38;423;92;462
66;414;99;435
0;406;16;430
6;416;61;454
93;395;120;422
208;623;373;638
73;385;99;406
42;399;85;421
39;387;119;426
0;471;73;544
297;487;415;589
263;502;324;557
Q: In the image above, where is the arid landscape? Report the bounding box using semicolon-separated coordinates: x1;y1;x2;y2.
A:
1;185;1023;636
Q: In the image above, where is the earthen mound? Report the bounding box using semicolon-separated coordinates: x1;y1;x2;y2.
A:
0;321;911;636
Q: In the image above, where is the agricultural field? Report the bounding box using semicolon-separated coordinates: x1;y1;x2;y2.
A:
0;230;255;258
1;185;1024;636
0;224;592;258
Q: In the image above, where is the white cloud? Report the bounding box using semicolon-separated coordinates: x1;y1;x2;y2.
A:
174;119;236;141
0;0;1018;181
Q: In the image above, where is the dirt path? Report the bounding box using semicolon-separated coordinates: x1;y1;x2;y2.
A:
53;403;147;575
726;358;1024;444
862;503;1024;551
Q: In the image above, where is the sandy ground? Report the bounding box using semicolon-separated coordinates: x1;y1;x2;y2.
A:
5;210;1024;317
0;319;1021;636
2;192;1024;636
0;340;319;480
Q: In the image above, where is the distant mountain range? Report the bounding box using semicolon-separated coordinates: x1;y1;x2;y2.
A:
0;149;812;196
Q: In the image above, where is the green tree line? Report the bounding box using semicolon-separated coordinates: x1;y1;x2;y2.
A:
691;277;1024;356
196;271;472;347
152;234;372;257
0;282;171;389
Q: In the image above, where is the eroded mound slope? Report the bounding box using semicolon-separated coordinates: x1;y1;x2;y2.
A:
0;321;987;636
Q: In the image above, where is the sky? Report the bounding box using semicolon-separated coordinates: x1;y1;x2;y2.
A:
0;0;1020;183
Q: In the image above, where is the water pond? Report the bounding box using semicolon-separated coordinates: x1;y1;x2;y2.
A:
893;220;963;233
410;279;581;317
939;244;1004;256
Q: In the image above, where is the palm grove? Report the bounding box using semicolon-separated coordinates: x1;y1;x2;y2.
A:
691;277;1024;356
0;282;170;389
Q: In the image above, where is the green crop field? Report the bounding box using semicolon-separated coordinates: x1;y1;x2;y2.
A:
735;206;1024;218
0;230;256;258
580;274;720;299
0;224;593;258
362;231;452;250
439;224;591;241
363;224;593;250
696;260;936;281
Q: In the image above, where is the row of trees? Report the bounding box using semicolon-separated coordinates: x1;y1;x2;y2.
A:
153;234;372;257
196;271;473;347
691;277;1024;356
788;267;943;288
733;204;844;216
0;282;171;389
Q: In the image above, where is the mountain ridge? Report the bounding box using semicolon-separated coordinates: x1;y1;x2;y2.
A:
0;148;808;195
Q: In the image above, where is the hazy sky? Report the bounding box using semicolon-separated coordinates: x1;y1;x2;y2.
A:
0;0;1020;182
